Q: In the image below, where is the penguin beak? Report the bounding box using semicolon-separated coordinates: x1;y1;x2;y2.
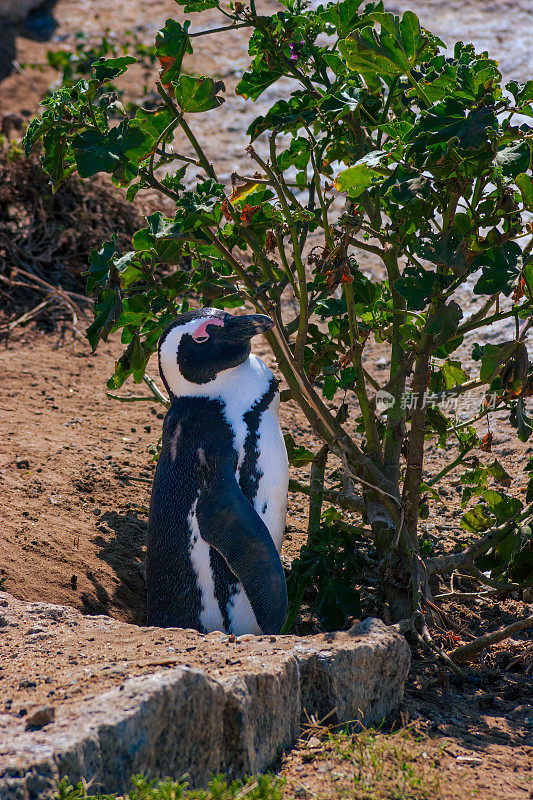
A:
223;314;274;342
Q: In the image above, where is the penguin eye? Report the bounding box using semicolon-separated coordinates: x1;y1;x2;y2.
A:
194;335;209;344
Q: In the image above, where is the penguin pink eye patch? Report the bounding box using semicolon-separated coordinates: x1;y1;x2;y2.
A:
192;317;224;343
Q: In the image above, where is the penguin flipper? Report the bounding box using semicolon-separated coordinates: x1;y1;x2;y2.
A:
196;462;287;635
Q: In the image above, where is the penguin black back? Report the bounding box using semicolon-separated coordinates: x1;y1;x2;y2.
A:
146;397;230;628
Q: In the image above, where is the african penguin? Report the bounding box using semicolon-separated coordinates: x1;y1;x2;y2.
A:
146;308;289;635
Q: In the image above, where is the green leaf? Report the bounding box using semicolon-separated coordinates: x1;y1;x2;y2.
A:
494;143;531;179
425;302;463;344
86;239;117;292
394;267;452;311
111;334;151;387
315;0;366;36
510;397;533;442
350;266;377;308
173;178;225;229
322;374;338;400
506;79;533;105
132;211;173;251
248;92;319;140
92;56;137;81
473;242;522;296
527;473;533;503
516;172;533;210
23;115;56;156
407;98;498;172
315;298;347;319
72;121;155;181
339;11;428;77
284;433;315;467
339;366;359;387
120;294;152;327
482;490;522;525
320;86;367;117
40;129;76;190
133;106;175;139
155;19;192;84
416;229;468;275
440;359;468;390
173;75;225;113
86;292;123;351
479;341;520;383
425;406;449;437
433;335;464;360
236;59;284;102
420;482;446;507
524;261;533;298
113;252;146;289
172;0;218;10
487;459;512;488
335;161;383;196
461;504;494;533
479;340;519;383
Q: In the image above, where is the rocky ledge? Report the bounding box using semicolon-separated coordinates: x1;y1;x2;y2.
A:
0;593;410;798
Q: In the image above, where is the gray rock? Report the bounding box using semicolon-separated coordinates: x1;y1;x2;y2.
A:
0;612;409;799
24;706;55;730
297;618;411;726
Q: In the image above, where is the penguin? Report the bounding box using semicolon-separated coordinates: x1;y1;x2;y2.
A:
146;308;289;635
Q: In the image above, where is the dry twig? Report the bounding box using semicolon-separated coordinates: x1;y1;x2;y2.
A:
448;614;533;663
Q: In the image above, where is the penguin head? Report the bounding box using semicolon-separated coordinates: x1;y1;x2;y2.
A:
158;309;273;397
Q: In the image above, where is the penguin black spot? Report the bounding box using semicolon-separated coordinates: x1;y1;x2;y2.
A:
262;502;268;514
239;377;278;503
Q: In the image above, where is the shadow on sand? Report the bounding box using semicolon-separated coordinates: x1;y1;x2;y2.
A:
81;508;148;625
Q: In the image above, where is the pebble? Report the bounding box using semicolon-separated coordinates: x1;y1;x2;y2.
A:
25;705;55;730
